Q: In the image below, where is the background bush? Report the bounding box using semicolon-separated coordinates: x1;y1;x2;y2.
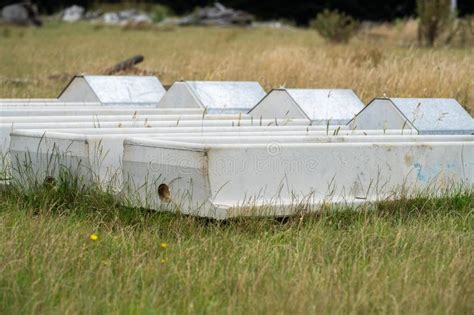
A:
310;9;360;43
32;0;474;25
151;4;171;23
416;0;453;46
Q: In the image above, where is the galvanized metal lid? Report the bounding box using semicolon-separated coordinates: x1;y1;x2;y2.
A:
286;89;365;123
185;81;266;112
390;98;474;134
59;75;166;105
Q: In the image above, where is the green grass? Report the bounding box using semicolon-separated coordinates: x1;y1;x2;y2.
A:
0;180;473;314
0;21;473;314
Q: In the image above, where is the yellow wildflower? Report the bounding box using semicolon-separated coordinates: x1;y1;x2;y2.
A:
160;242;168;249
90;233;98;241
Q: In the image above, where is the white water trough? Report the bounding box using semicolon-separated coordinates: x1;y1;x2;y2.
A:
0;98;60;104
1;113;248;124
1;117;308;141
0;113;249;166
121;137;474;219
248;88;365;125
9;127;471;194
3;124;360;179
157;81;266;113
10;126;414;187
44;125;354;135
0;118;312;172
0;102;103;107
349;98;474;135
0;107;204;117
58;75;167;105
0;118;309;149
3;77;472;219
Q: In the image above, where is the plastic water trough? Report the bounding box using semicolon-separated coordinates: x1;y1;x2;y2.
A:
10;125;363;189
0;118;311;155
1;113;249;124
11;131;474;217
121;136;474;219
0;107;204;117
2;118;314;177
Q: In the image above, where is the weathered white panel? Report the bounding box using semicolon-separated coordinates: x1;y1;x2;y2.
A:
9;131;125;189
41;124;352;135
142;134;474;145
8;129;432;190
0;108;203;117
1;118;310;143
1;119;311;175
0;124;408;188
9;132;93;187
0;118;310;154
122;143;211;211
1;113;248;124
0;99;59;103
122;139;474;218
0;102;102;107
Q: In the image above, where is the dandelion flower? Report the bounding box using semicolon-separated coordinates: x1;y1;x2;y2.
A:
160;242;167;249
90;233;98;241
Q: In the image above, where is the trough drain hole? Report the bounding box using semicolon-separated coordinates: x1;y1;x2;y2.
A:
44;176;56;186
158;184;171;203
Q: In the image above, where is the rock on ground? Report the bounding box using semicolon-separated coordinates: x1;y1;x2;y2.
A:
1;2;42;26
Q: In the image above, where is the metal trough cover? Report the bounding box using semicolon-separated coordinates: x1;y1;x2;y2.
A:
248;88;365;124
58;75;166;105
349;98;474;135
157;81;266;113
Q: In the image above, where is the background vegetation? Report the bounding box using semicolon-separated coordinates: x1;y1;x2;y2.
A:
0;21;472;112
27;0;474;24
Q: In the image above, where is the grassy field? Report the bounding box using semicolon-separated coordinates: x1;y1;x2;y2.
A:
0;21;473;112
0;21;473;314
1;183;473;314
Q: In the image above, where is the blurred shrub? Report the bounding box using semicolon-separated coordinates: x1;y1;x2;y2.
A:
310;10;360;43
416;0;452;46
444;15;474;47
151;4;171;23
1;27;11;38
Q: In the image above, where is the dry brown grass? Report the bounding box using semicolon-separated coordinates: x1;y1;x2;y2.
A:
0;20;472;113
